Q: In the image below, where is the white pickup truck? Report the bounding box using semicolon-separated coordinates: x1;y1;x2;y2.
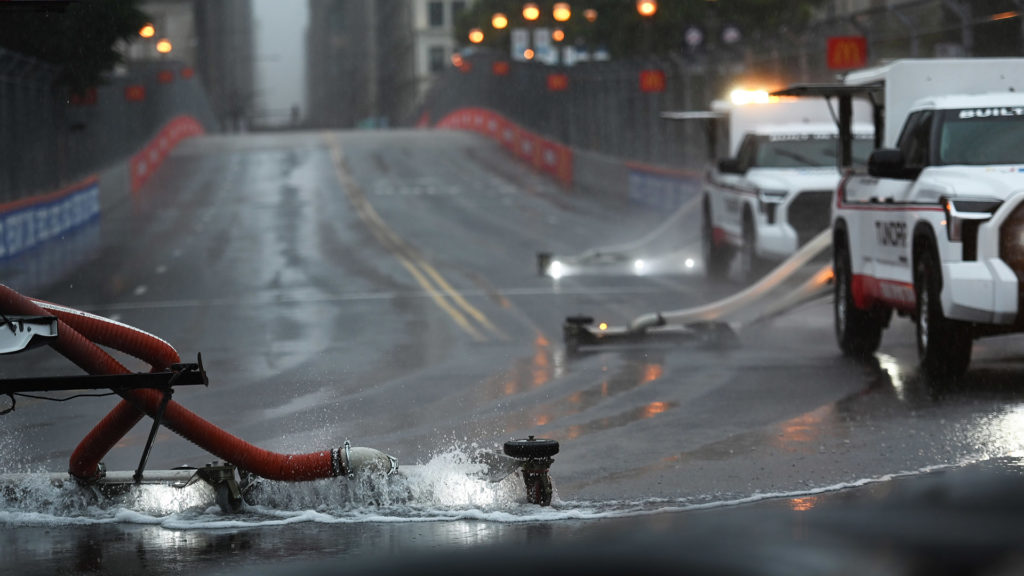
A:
781;59;1024;378
667;99;873;281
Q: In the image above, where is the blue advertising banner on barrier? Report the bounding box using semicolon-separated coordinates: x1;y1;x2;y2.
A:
627;167;701;211
0;179;101;259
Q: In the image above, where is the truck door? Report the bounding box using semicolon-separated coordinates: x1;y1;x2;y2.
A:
713;135;759;241
869;111;934;302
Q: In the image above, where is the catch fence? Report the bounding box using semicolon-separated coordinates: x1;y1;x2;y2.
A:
0;47;217;203
418;0;1021;170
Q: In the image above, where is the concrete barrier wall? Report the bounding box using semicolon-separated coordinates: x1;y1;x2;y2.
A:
436;108;573;187
0;51;216;294
0;112;206;295
437;107;702;211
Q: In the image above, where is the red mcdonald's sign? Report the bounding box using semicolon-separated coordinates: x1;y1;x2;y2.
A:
181;67;195;79
639;69;666;93
827;36;867;70
492;61;510;76
547;73;569;92
157;70;175;84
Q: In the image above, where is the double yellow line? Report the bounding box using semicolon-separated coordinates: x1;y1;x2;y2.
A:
325;134;503;342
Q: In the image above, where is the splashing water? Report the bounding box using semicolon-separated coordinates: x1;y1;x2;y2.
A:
0;440;979;529
0;444;552;527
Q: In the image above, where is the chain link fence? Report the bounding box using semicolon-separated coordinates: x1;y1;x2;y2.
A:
418;0;1023;171
0;48;217;204
0;47;60;199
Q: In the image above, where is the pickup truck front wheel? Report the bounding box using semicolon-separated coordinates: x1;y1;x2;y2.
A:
834;239;883;356
915;248;972;379
702;204;732;279
738;212;763;284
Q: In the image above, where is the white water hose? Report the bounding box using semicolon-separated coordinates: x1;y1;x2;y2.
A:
629;228;833;331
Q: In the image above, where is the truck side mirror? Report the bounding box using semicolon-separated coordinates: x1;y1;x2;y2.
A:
868;148;914;179
718;158;744;174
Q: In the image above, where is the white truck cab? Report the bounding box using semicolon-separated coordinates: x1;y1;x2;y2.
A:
779;58;1024;378
667;98;873;281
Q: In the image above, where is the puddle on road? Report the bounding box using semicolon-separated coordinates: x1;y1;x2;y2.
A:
8;332;1024;530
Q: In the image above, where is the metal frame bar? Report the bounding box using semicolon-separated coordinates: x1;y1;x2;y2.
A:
0;363;208;394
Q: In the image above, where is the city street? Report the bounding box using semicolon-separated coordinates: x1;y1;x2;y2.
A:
4;130;1024;573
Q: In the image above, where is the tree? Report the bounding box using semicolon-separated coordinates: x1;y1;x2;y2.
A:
0;0;149;93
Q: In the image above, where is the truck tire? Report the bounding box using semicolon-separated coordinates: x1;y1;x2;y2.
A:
739;211;762;284
915;246;972;379
834;238;883;356
702;203;731;279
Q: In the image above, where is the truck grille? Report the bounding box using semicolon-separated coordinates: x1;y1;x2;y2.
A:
786;190;832;245
999;201;1024;272
1000;201;1024;325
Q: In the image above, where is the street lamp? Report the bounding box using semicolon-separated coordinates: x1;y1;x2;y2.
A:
583;9;598;23
523;3;540;22
492;12;509;30
155;38;173;54
139;23;155;38
553;2;571;23
468;28;485;44
636;0;658;18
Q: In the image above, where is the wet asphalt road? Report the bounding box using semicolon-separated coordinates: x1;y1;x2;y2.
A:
3;130;1024;573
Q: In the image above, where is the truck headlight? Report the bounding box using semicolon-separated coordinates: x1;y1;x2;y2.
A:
757;189;787;224
944;198;1000;242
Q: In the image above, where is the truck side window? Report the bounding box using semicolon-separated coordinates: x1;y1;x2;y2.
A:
735;136;757;171
897;110;933;169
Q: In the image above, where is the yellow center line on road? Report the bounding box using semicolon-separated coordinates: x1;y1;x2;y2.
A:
325;133;502;342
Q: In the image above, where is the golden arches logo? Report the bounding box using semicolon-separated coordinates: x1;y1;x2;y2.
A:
827;36;867;70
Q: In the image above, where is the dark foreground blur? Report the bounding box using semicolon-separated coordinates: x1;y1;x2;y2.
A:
7;458;1023;576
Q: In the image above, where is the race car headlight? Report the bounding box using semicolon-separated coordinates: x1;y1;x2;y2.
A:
944;198;1000;242
548;260;565;279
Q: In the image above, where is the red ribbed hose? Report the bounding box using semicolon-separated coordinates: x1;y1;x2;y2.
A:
0;285;340;481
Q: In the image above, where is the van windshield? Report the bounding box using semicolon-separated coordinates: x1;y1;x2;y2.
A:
752;134;874;168
938;108;1024;165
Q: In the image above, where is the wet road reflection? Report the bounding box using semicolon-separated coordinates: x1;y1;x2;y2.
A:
513;352;668;437
788;496;820;512
12;130;1024;574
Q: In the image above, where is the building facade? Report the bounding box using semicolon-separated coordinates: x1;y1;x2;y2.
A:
411;0;470;105
193;0;256;131
305;0;470;129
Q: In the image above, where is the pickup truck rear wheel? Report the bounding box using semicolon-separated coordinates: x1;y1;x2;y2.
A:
915;248;972;379
834;239;883;356
702;204;731;279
